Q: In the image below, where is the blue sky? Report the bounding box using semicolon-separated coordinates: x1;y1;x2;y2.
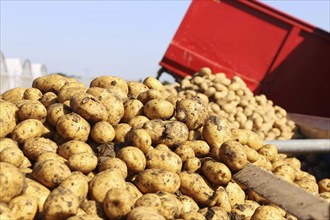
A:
1;0;329;85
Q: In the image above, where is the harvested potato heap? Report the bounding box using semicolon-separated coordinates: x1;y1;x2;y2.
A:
0;72;329;220
164;67;296;140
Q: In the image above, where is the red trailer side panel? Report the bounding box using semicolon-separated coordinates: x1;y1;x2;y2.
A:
159;0;330;117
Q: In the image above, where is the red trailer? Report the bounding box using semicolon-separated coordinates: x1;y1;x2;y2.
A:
159;0;330;117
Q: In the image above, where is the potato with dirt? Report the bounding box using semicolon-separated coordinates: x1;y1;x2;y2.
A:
219;140;248;172
0;100;18;138
127;81;149;98
68;153;98;174
23;178;51;212
124;128;153;153
17;100;47;122
56;113;91;142
23;137;58;161
134;169;180;194
202;158;232;186
70;92;108;123
47;103;71;127
91;121;115;144
58;140;94;159
90;76;128;94
121;99;144;123
0;162;26;203
143;120;189;147
103;187;134;219
143;99;174;120
11;119;44;144
127;206;165;220
32;74;68;93
146;147;182;173
9;195;38;220
175;97;209;130
117;146;146;174
0;147;24;167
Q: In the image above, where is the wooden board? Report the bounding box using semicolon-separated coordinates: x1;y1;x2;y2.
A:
233;164;330;220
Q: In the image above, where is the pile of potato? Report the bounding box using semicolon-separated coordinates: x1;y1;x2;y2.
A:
164;68;296;140
0;69;329;220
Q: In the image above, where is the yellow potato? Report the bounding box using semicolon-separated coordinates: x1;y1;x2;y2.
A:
60;172;89;204
127;206;165;220
124;128;152;153
32;74;68;93
68;153;98;174
219;141;248;172
143;99;174;120
202;158;232;186
11;119;44;144
23;178;50;212
91;121;115;144
0;147;24;167
146;148;182;173
58;140;94;159
17;101;47;122
9;195;38;220
46;103;71;127
103;188;134;219
98;157;128;179
39;91;58;107
1;87;26;103
117;146;146;174
23;137;58;161
0;100;18;138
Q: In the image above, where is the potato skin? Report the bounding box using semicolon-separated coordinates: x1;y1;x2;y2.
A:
70;93;108;123
134;169;180;194
231;129;263;151
318;178;330;193
124;128;152;153
114;123;132;143
225;181;245;208
219;141;248;172
32;159;71;188
99;157;128;179
127;81;149;98
91;121;115;144
11;119;44;144
23;178;51;212
43;187;80;220
32;74;68;93
56;113;91;142
1;87;26;103
0;162;26;203
146;148;182;173
0;100;18;138
60;172;89;204
103;188;134;219
68;153;98;174
47;103;71;127
23;137;58;161
89;169;126;203
175;97;209;130
202;158;232;186
117;146;146;174
179;140;210;157
17;101;47;122
90;76;128;94
121;99;144;123
0;147;24;167
127;206;165;220
250;205;283;220
143;99;174;120
58;140;93;159
9;195;38;220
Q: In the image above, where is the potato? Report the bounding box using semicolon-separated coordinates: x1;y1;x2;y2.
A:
37;152;67;164
231;129;263;151
127;81;149;98
134;169;180;194
60;172;89;204
143;76;165;91
134;193;162;210
105;85;128;102
70;93;107;122
68;153;98;174
295;179;319;194
80;199;106;218
103;188;134;219
23;87;42;100
146;148;182;173
202;116;231;150
202;158;232;186
250;205;284;220
179;140;210;157
91;121;115;144
66;214;103;220
156;191;183;219
175;97;209;130
90;76;128;94
125;182;143;204
174;144;195;162
198;206;230;220
231;200;260;220
258;144;278;162
183;157;201;173
319;192;330;202
56;113;91;142
179;171;217;206
127;206;165;220
121;99;144;123
137;89;164;104
225;181;245;208
47;103;71;127
43;187;80;220
0;100;17;138
11;119;44;144
244;145;260;163
219;141;248;172
114;123;132;143
178;195;199;213
0;147;24;167
0;202;14;219
57;83;87;103
0;162;26;203
9;195;38;220
124;128;152;153
1;87;26;103
117;146;146;174
128;115;149;128
143;99;174;120
180;211;206;220
0;138;18;152
252;154;272;171
89;169;126;203
23;137;58;161
32;159;71;188
40;92;58;107
98;157;128;179
23;178;50;212
273;164;295;182
143;120;189;147
318;178;330;193
32;74;68;93
58;140;94;159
